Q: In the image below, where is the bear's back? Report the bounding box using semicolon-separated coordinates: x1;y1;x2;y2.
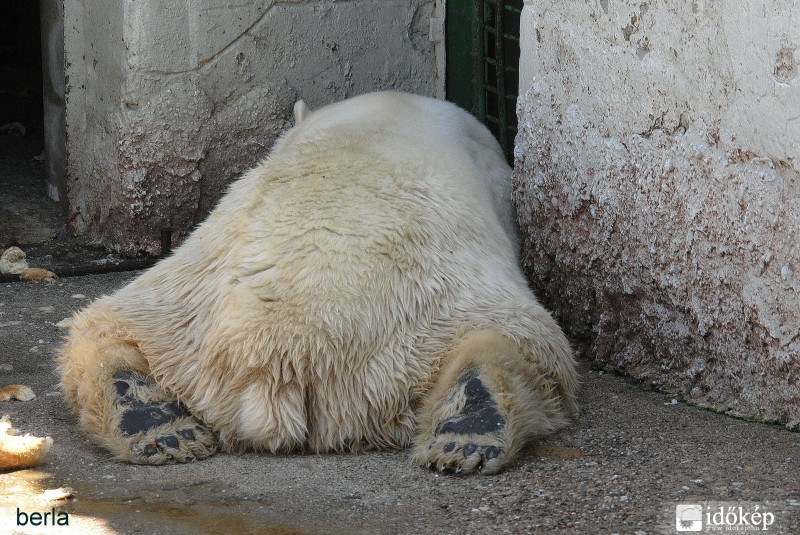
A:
271;92;519;247
216;92;519;340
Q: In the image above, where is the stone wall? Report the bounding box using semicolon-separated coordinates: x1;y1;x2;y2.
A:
513;0;799;427
64;0;437;253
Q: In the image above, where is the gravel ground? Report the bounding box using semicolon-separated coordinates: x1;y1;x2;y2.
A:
1;272;798;534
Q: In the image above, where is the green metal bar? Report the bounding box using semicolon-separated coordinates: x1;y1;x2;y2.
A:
494;0;508;154
445;0;480;117
475;0;486;121
446;0;523;164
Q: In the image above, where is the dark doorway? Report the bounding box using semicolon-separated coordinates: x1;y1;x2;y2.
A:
0;2;63;249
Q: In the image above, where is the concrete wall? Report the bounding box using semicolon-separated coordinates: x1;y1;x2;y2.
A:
64;0;437;254
512;1;800;428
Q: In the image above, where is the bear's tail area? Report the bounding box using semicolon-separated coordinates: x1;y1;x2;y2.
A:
293;99;310;123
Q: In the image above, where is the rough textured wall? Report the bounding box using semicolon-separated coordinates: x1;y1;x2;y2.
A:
65;0;436;253
513;1;799;428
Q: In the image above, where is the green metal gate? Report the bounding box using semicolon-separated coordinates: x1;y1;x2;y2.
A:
446;0;523;163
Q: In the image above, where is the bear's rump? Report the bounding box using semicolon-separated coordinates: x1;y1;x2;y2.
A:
162;289;433;452
118;116;517;451
131;212;443;451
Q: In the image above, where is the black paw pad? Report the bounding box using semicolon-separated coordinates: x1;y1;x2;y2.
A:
434;370;506;436
156;435;179;449
140;434;182;457
113;371;154;401
119;401;192;436
114;380;130;397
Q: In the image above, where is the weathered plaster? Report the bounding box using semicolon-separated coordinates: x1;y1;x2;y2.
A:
65;0;436;253
513;1;800;427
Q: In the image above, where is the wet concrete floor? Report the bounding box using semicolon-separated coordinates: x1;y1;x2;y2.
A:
1;272;799;534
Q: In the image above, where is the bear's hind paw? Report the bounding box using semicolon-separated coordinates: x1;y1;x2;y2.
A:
413;368;510;475
112;371;217;464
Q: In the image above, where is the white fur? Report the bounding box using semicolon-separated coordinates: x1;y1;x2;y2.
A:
60;92;577;466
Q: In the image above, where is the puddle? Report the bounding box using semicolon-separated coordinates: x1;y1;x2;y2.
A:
66;498;310;535
2;471;315;535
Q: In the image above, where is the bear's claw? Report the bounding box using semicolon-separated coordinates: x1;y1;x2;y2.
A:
112;371;217;464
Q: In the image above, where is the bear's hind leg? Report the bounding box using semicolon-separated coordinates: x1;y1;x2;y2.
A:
412;329;570;475
59;315;217;464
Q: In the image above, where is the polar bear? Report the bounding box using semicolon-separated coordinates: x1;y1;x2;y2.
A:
59;91;577;475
